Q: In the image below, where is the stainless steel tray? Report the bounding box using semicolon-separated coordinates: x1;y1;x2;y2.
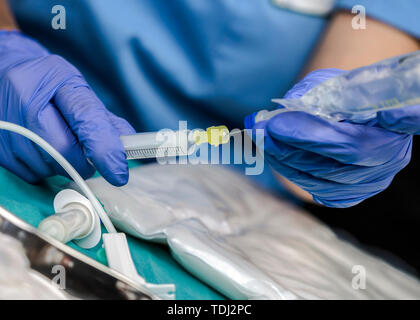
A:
0;206;153;300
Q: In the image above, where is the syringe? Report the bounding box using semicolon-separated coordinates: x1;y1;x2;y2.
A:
249;50;420;124
120;126;230;160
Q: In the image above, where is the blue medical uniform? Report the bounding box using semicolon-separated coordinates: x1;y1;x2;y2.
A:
10;0;420;129
10;0;328;132
9;0;420;192
6;0;420;299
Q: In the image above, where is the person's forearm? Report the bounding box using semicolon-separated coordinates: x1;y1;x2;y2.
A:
279;11;420;204
0;0;18;30
305;11;420;73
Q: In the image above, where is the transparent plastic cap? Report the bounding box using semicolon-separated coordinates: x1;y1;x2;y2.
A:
38;205;93;243
38;189;101;249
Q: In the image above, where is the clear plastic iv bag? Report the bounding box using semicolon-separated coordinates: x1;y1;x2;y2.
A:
270;50;420;122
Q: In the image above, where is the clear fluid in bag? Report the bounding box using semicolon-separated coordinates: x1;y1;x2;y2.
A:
272;50;420;122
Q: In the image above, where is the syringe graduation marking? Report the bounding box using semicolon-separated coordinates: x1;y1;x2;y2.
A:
125;146;183;159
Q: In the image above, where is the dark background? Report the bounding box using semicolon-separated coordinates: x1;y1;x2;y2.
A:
305;136;420;277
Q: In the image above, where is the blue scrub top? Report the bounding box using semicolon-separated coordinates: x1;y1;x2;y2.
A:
9;0;420;193
10;0;420;131
11;0;327;131
5;0;420;298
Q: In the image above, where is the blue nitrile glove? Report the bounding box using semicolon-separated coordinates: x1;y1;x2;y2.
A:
378;105;420;135
245;69;413;208
0;31;135;186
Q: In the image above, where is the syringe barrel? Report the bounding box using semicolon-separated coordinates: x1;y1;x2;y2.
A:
120;130;193;159
120;132;161;151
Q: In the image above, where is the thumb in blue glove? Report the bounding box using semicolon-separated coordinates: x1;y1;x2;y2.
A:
378;105;420;135
246;69;412;208
0;31;135;186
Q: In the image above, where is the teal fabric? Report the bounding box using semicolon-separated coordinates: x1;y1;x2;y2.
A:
0;164;224;299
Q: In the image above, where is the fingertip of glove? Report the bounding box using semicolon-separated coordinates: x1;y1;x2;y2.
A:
107;172;129;187
313;195;362;208
105;155;130;187
377;110;399;127
86;141;130;186
377;110;419;135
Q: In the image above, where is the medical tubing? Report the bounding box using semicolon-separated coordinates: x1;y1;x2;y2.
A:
0;121;117;233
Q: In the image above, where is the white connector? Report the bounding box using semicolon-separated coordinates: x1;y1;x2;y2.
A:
0;120;175;299
103;233;175;299
39;189;101;249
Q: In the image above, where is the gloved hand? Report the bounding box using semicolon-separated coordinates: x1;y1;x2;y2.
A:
0;31;135;186
245;68;413;208
378;105;420;135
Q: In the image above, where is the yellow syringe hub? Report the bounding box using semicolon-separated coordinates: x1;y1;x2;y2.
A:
193;125;230;147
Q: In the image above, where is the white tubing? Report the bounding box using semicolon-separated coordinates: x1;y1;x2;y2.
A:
0;121;180;299
0;121;116;233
